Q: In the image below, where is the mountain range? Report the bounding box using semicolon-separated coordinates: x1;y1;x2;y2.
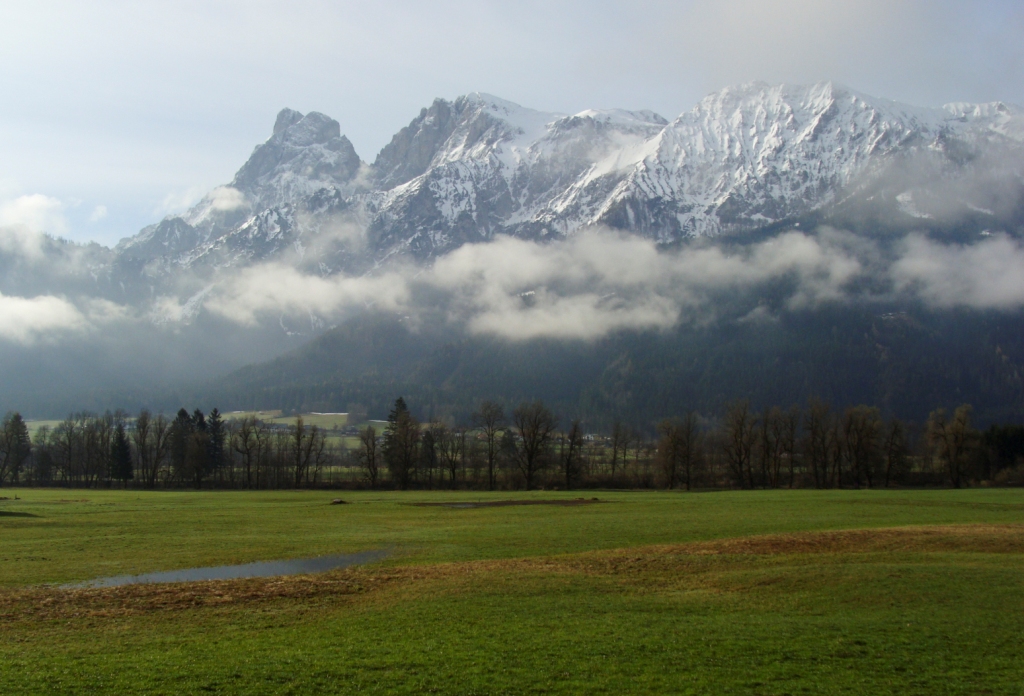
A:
124;81;1024;283
3;81;1024;422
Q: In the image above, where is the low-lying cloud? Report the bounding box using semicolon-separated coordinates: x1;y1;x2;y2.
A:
425;229;864;339
5;225;1024;347
204;262;408;326
197;228;868;340
0;291;88;344
206;186;247;212
893;233;1024;309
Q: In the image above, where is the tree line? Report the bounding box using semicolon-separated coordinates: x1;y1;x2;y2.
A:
2;398;1023;490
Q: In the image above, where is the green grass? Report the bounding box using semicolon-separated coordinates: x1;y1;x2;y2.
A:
2;489;1023;694
223;411;351;430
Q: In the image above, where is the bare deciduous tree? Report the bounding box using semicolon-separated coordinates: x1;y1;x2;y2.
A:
561;420;585;489
609;419;626;479
473;401;505;491
512;401;557;490
883;418;909;487
435;423;465;489
723;401;756;489
805;400;840;489
357;425;380;488
841;405;882;488
927;404;976;488
232;416;263;489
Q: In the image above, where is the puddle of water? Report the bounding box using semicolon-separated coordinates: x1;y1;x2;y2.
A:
62;549;389;589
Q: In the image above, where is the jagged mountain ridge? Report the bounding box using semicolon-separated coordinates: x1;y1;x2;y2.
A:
111;81;1024;292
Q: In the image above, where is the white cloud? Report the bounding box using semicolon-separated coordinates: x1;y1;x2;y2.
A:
0;291;87;344
0;193;68;258
464;289;679;341
0;194;67;235
199;227;866;340
89;204;108;222
204;263;409;326
892;233;1024;308
206;186;246;212
424;229;864;339
178;227;1024;342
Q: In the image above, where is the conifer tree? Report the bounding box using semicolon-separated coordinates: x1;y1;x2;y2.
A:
207;408;225;474
0;412;31;486
383;397;420;489
110;422;133;487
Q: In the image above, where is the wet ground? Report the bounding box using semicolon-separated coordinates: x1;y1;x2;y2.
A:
62;549;389;589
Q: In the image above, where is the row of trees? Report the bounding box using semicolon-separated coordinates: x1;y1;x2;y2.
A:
2;398;1022;490
356;398;1020;491
1;408;327;489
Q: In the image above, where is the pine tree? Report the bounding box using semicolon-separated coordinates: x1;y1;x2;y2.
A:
189;409;208;489
0;412;31;485
207;408;225;475
110;422;133;487
382;397;420;489
170;408;192;480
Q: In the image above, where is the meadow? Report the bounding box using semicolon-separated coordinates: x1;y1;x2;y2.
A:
1;488;1023;694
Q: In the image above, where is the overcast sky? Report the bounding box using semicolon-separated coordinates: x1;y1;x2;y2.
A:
2;0;1022;246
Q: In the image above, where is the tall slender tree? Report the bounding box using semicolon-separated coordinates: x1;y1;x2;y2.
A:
357;425;380;488
723;401;756;489
561;420;585;489
208;408;226;478
383;398;420;490
0;412;31;486
110;421;133;488
472;401;505;491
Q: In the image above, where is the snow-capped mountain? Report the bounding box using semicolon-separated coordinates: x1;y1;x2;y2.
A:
101;81;1024;290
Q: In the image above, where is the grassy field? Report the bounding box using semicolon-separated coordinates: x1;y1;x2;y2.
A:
2;489;1023;694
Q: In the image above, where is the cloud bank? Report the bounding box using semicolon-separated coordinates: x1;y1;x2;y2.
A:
893;233;1024;309
198;228;1024;341
4;225;1024;346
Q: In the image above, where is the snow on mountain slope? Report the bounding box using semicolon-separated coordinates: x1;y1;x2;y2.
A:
362;82;1024;254
111;82;1024;287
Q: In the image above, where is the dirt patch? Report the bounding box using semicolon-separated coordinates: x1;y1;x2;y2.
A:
0;572;393;621
408;498;603;508
679;524;1024;556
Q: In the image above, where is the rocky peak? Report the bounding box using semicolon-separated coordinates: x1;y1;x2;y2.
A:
273;108;304;135
230;109;362;211
371;98;463;189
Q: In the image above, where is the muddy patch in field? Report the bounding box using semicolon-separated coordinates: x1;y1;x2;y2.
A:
408;498;603;509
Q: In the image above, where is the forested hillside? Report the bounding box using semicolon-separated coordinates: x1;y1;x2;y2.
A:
199;307;1024;429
